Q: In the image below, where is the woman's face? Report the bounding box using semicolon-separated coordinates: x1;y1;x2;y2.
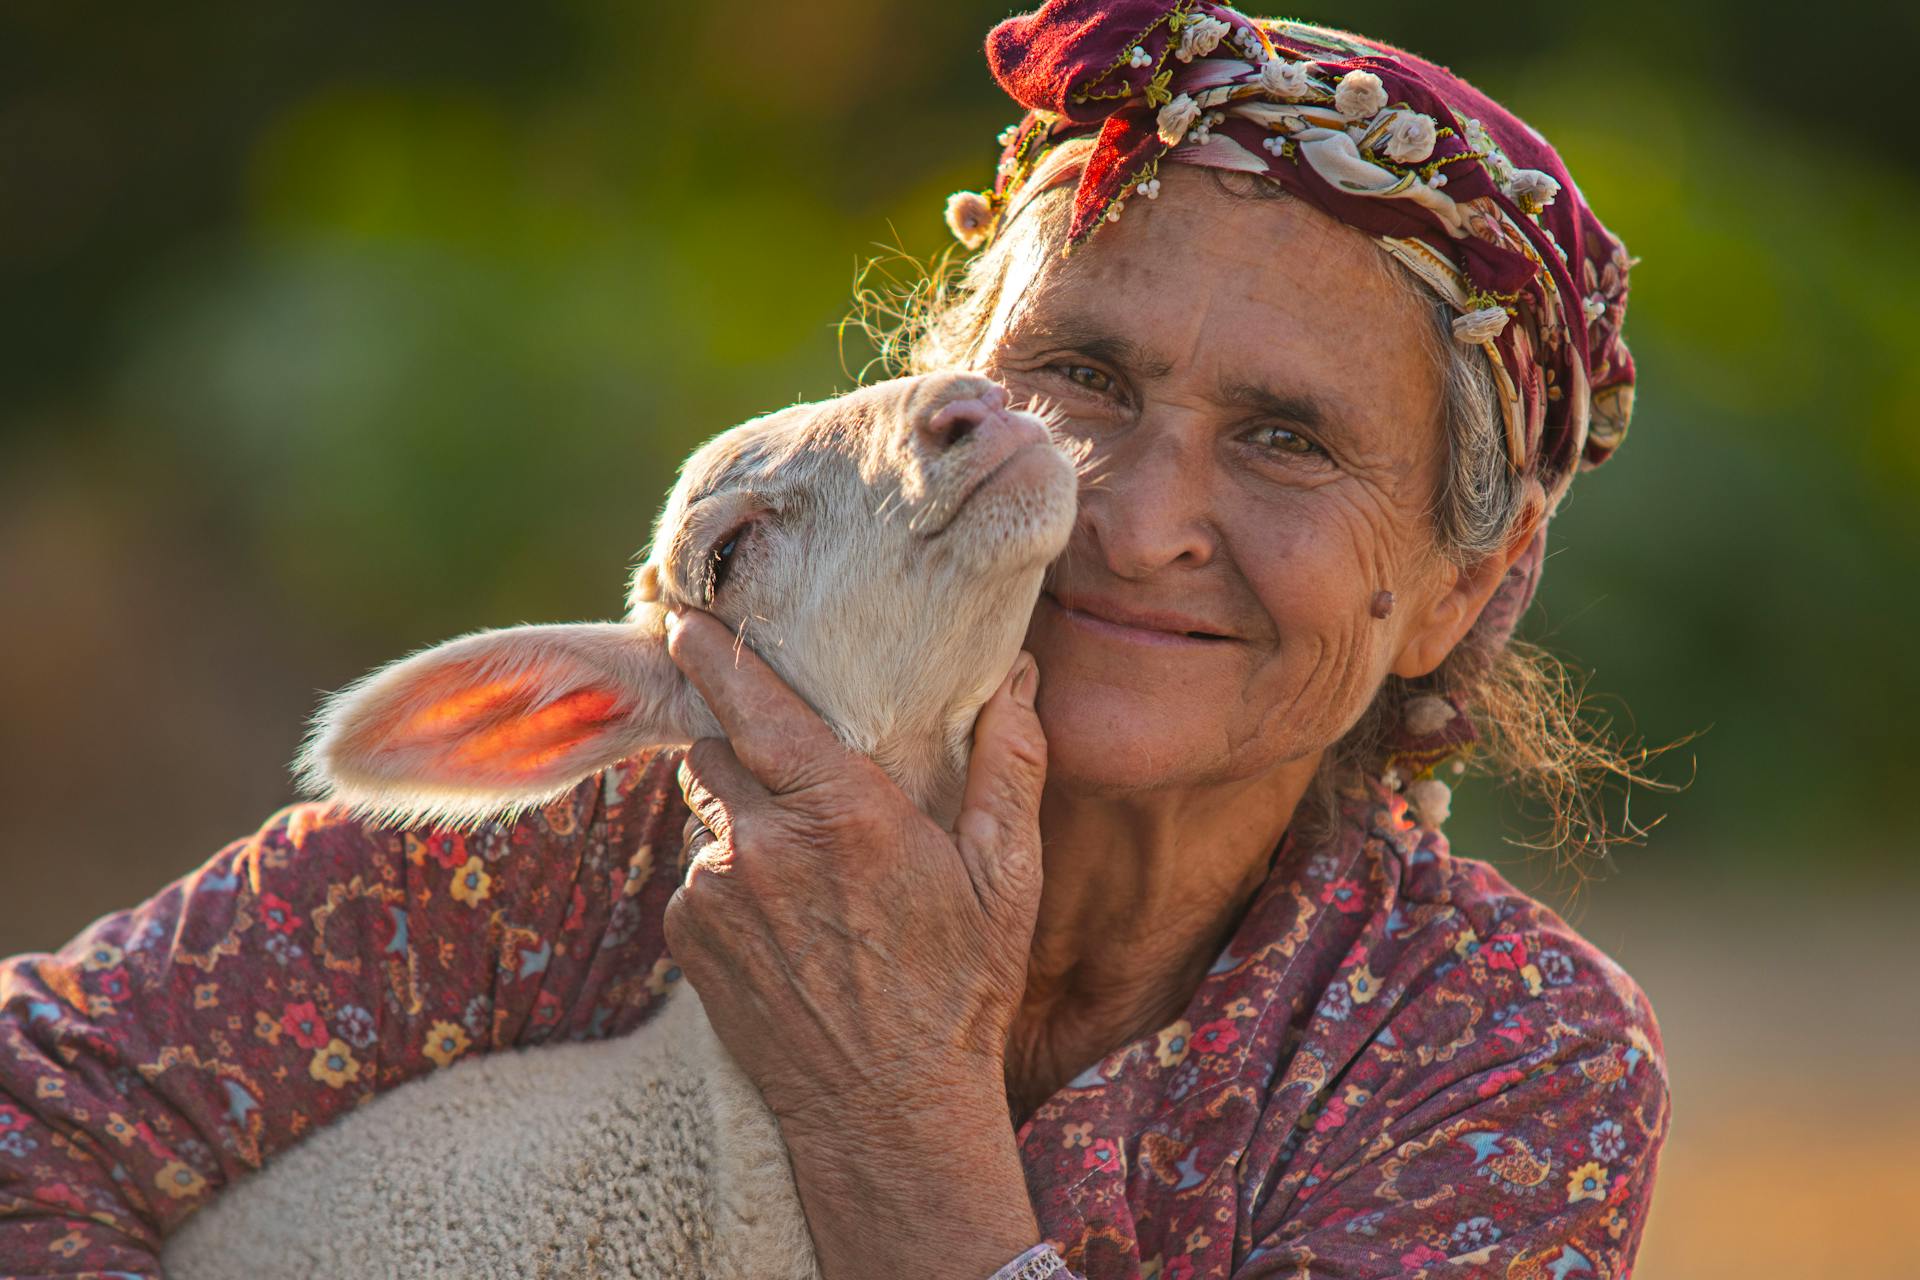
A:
984;167;1491;797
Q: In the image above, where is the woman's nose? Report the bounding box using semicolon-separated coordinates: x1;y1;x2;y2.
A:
1081;429;1217;574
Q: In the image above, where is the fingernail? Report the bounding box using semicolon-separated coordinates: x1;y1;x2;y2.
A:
1012;653;1038;708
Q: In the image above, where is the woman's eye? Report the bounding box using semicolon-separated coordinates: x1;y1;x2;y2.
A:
1056;363;1116;395
1253;424;1325;458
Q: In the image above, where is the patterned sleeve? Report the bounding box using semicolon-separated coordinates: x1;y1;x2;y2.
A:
1236;1030;1669;1278
0;747;690;1277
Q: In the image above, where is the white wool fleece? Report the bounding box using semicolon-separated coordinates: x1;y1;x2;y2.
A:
164;987;820;1279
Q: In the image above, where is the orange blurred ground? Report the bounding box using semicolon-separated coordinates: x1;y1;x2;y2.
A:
1572;878;1917;1278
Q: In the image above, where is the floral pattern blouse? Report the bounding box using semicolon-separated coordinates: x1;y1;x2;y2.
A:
0;746;1668;1278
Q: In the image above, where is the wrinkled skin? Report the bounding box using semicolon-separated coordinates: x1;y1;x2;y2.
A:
663;168;1543;1279
996;176;1478;795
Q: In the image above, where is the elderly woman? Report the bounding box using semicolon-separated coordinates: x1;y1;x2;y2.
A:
0;4;1666;1277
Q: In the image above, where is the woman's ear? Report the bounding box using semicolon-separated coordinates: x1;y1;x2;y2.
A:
294;608;709;829
1390;479;1547;680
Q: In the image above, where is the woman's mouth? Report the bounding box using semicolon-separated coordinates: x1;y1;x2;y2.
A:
1041;591;1238;647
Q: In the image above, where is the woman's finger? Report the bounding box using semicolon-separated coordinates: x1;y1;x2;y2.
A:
955;652;1047;915
676;738;772;888
666;609;849;795
678;736;771;837
681;809;721;868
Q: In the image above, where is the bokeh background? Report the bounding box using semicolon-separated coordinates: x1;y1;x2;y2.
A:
3;2;1916;1273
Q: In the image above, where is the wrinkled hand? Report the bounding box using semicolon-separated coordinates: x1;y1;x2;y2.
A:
660;608;1047;1136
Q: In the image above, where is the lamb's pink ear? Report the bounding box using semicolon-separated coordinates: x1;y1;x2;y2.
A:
294;613;700;830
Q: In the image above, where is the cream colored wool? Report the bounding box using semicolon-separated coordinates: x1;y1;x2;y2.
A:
165;988;815;1279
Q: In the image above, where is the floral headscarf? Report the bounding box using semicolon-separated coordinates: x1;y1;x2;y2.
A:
945;2;1638;764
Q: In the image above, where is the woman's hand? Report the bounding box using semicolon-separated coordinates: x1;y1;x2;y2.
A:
661;607;1048;1278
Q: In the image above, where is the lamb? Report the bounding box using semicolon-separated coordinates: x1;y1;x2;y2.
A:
161;371;1079;1280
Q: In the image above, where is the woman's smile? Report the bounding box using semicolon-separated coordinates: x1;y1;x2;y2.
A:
1040;589;1239;647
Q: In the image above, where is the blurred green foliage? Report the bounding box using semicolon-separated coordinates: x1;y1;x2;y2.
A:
2;0;1915;878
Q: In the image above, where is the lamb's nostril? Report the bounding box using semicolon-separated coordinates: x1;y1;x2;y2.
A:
922;400;989;451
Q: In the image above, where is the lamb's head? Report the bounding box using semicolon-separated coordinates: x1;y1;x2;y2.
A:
297;372;1077;829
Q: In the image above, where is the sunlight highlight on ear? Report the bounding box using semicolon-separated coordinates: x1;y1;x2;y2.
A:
393;675;524;739
447;688;629;776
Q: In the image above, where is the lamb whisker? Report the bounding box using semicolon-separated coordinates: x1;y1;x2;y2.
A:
731;615;753;666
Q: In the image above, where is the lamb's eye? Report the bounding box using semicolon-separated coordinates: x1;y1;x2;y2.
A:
705;529;744;603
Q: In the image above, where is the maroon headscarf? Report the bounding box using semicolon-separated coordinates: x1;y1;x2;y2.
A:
945;1;1638;765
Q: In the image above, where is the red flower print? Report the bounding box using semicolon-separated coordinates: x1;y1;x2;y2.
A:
426;833;470;870
1084;1136;1119;1169
1485;931;1528;970
280;1000;329;1050
1401;1243;1447;1266
1163;1258;1196;1280
1494;1013;1535;1045
1320;879;1364;913
1298;1160;1331;1200
97;969;130;1001
1191;1019;1240;1054
259;892;304;935
1313;1095;1350;1134
530;988;563;1029
38;1182;86;1214
405;831;469;870
1476;1067;1525;1099
0;1104;25;1133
